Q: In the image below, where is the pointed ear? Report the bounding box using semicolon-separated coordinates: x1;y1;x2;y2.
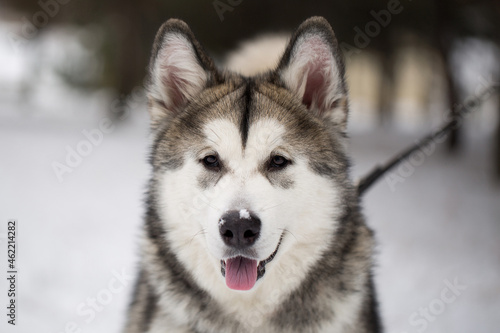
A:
148;19;219;126
274;17;349;131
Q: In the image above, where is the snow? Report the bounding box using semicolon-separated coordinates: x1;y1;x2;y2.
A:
0;111;151;333
239;209;251;220
350;128;500;333
1;112;498;332
0;20;498;331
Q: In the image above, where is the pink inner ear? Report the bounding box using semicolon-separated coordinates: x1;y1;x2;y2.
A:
155;35;207;112
302;63;327;110
160;44;192;110
296;36;335;115
162;68;188;110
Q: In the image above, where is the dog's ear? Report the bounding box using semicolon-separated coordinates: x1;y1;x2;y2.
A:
274;17;349;132
148;19;218;126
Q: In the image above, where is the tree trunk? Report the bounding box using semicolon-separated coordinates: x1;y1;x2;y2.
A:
436;0;461;152
495;97;500;180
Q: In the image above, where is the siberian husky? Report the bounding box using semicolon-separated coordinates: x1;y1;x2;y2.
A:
125;16;381;333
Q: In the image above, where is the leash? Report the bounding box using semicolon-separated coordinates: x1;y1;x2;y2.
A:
356;84;499;196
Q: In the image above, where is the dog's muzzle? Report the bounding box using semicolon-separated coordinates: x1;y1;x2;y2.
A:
218;210;283;290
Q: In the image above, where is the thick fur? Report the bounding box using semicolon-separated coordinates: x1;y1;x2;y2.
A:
125;17;381;333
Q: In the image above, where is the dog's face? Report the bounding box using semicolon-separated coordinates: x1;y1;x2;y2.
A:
147;18;352;293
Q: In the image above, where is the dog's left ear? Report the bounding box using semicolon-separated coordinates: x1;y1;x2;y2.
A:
148;19;219;126
274;17;349;131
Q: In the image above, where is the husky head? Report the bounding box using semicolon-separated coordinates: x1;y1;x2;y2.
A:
146;17;353;295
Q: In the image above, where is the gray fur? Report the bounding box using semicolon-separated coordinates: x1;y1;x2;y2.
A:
125;17;381;333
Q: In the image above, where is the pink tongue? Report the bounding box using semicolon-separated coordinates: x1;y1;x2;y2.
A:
225;256;258;290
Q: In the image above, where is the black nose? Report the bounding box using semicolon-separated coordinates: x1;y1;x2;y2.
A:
219;210;261;249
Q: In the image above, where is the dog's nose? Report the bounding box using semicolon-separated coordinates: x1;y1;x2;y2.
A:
219;210;261;249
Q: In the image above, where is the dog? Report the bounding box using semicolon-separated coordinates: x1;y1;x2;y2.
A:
125;16;381;333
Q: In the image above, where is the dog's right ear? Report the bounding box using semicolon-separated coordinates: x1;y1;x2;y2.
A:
148;19;218;126
273;17;349;132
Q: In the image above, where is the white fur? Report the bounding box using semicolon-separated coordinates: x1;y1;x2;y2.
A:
156;118;347;328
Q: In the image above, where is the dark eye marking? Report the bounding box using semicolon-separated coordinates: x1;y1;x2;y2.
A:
201;154;221;171
268;155;290;171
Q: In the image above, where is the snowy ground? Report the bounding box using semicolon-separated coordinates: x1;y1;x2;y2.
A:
0;105;499;333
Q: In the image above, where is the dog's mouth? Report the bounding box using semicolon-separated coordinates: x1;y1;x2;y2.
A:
220;235;283;291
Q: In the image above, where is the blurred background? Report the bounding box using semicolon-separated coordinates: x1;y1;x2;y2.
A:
0;0;499;332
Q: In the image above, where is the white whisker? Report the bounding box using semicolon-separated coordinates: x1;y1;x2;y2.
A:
189;228;207;246
260;202;285;212
278;227;297;241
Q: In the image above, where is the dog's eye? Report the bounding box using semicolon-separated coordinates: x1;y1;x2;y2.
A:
202;155;220;170
269;155;289;171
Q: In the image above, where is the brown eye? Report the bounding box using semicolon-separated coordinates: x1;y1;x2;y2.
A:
202;155;220;170
269;155;289;170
